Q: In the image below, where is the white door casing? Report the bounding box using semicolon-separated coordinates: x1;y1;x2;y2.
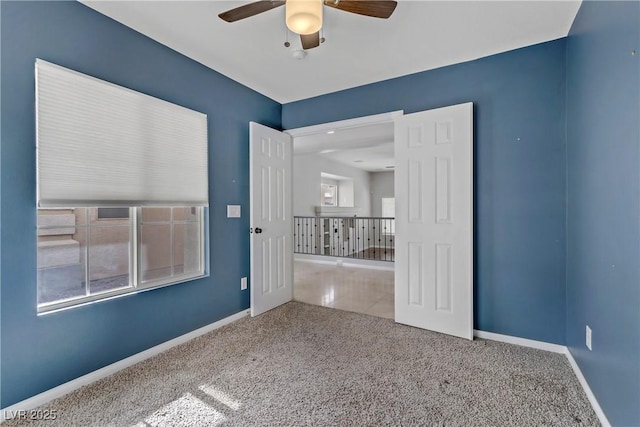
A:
249;122;293;316
394;103;473;340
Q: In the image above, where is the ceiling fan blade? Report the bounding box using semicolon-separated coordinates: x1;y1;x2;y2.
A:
300;32;320;50
324;1;397;19
218;1;285;23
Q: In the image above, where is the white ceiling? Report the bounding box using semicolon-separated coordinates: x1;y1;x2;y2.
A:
291;119;396;171
81;0;581;104
322;142;396;172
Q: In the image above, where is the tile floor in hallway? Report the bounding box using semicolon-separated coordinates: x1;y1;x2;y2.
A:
293;260;394;319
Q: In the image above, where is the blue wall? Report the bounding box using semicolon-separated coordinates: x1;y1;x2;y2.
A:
283;40;568;345
2;2;638;424
0;1;280;407
566;2;640;426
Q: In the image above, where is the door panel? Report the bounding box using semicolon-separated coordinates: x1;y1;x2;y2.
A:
394;103;473;340
250;122;293;316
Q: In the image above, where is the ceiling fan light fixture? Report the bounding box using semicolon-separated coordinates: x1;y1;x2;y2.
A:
286;0;323;35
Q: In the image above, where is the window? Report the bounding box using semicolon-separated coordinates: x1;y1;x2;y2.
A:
37;207;205;311
321;183;338;206
381;197;395;234
35;60;209;312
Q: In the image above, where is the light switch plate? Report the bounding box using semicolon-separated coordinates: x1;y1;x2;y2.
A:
227;205;241;218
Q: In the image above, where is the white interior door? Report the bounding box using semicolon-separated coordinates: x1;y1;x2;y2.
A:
394;103;473;340
250;122;293;316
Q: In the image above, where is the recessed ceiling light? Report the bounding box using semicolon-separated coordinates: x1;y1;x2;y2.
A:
319;149;336;154
327;130;335;134
353;160;363;163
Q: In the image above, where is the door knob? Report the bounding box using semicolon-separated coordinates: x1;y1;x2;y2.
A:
255;227;263;234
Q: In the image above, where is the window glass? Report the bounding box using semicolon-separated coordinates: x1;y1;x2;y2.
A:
175;222;203;276
88;215;131;294
321;183;337;206
37;206;204;311
141;207;171;222
140;222;172;282
139;207;203;285
37;209;87;305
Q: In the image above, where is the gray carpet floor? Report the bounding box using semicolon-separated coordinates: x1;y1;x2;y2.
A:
6;302;598;426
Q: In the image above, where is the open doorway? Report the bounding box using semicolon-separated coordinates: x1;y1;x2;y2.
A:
251;104;472;339
286;112;401;320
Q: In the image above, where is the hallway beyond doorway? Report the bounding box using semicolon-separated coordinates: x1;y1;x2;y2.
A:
293;260;394;319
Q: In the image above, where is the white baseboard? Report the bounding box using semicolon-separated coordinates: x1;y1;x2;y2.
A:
565;349;611;427
294;253;394;271
475;329;610;427
1;309;250;421
473;329;566;353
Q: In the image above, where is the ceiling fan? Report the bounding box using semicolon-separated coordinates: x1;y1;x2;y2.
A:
218;0;398;50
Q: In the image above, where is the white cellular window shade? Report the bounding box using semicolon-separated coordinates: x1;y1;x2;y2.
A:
35;59;208;207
